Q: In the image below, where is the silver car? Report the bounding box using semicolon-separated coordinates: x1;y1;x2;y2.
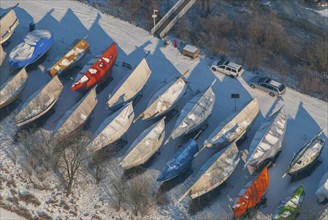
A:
249;76;286;96
211;59;244;77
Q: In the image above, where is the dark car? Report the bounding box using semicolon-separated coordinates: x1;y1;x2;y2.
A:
249;76;286;96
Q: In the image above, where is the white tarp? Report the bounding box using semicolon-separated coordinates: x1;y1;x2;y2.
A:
204;98;259;149
53;86;98;139
120;117;165;169
188;143;240;199
0;68;28;108
169;83;216;140
316;171;328;203
107;58;151;108
87;102;134;152
140;76;187;120
246;107;287;167
15;75;63;126
0;9;19;44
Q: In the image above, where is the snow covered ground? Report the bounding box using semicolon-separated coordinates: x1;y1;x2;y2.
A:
0;208;25;220
0;0;327;219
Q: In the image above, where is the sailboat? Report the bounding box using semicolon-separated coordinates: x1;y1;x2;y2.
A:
167;80;216;141
135;71;188;121
288;130;325;176
179;143;240;201
49;38;90;77
9;29;54;68
120;117;165;170
0;3;19;44
245;107;287;169
53;87;97;139
157;139;198;182
15;76;63;126
86;102;134;152
233;166;270;218
203;98;259;150
0;44;5;66
106;58;151;109
272;185;305;220
0;68;28;108
71;42;117;91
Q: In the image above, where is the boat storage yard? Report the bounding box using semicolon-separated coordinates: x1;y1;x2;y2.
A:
0;1;327;219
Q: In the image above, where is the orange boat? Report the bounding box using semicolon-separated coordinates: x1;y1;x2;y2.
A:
71;42;117;92
233;166;270;218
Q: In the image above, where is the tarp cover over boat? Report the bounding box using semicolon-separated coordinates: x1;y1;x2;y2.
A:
187;142;240;199
0;44;5;66
233;166;270;218
137;74;188;121
320;207;328;220
272;185;305;220
168;82;216;140
288;130;325;176
120;117;165;169
87;102;134;152
49;38;90;77
157;138;198;182
53;86;97;139
107;58;151;109
204;98;259;150
9;29;54;68
0;68;28;108
246;107;287;168
0;5;19;44
71;42;117;91
15;75;63;126
316;171;328;203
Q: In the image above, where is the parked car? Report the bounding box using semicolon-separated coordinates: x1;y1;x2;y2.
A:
211;59;244;77
249;76;286;96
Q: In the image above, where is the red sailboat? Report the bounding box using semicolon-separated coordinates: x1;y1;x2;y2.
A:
233;166;270;218
71;42;118;91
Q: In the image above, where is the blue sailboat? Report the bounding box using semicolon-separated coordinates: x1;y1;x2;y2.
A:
157;139;198;182
9;29;54;68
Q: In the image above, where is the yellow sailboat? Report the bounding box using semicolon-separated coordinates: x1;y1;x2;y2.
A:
48;38;90;77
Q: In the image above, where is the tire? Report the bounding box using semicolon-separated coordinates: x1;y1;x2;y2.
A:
269;92;275;97
229;74;235;78
250;84;255;89
211;67;216;71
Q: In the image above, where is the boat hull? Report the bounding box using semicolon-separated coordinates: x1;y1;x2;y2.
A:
15;76;63;126
288;136;325;176
157;139;198;182
0;8;19;44
71;42;117;92
288;147;323;176
9;29;54;68
0;68;29;108
49;39;90;77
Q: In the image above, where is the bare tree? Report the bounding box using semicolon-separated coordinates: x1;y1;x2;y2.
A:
125;175;154;216
17;128;58;180
101;158;127;211
57;131;90;196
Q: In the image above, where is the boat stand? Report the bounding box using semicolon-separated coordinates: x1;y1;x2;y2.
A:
96;77;113;93
164;108;179;123
132;93;143;105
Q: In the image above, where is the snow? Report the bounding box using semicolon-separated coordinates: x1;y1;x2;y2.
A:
9;29;51;62
0;0;327;219
88;67;97;74
183;44;198;53
0;208;25;220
